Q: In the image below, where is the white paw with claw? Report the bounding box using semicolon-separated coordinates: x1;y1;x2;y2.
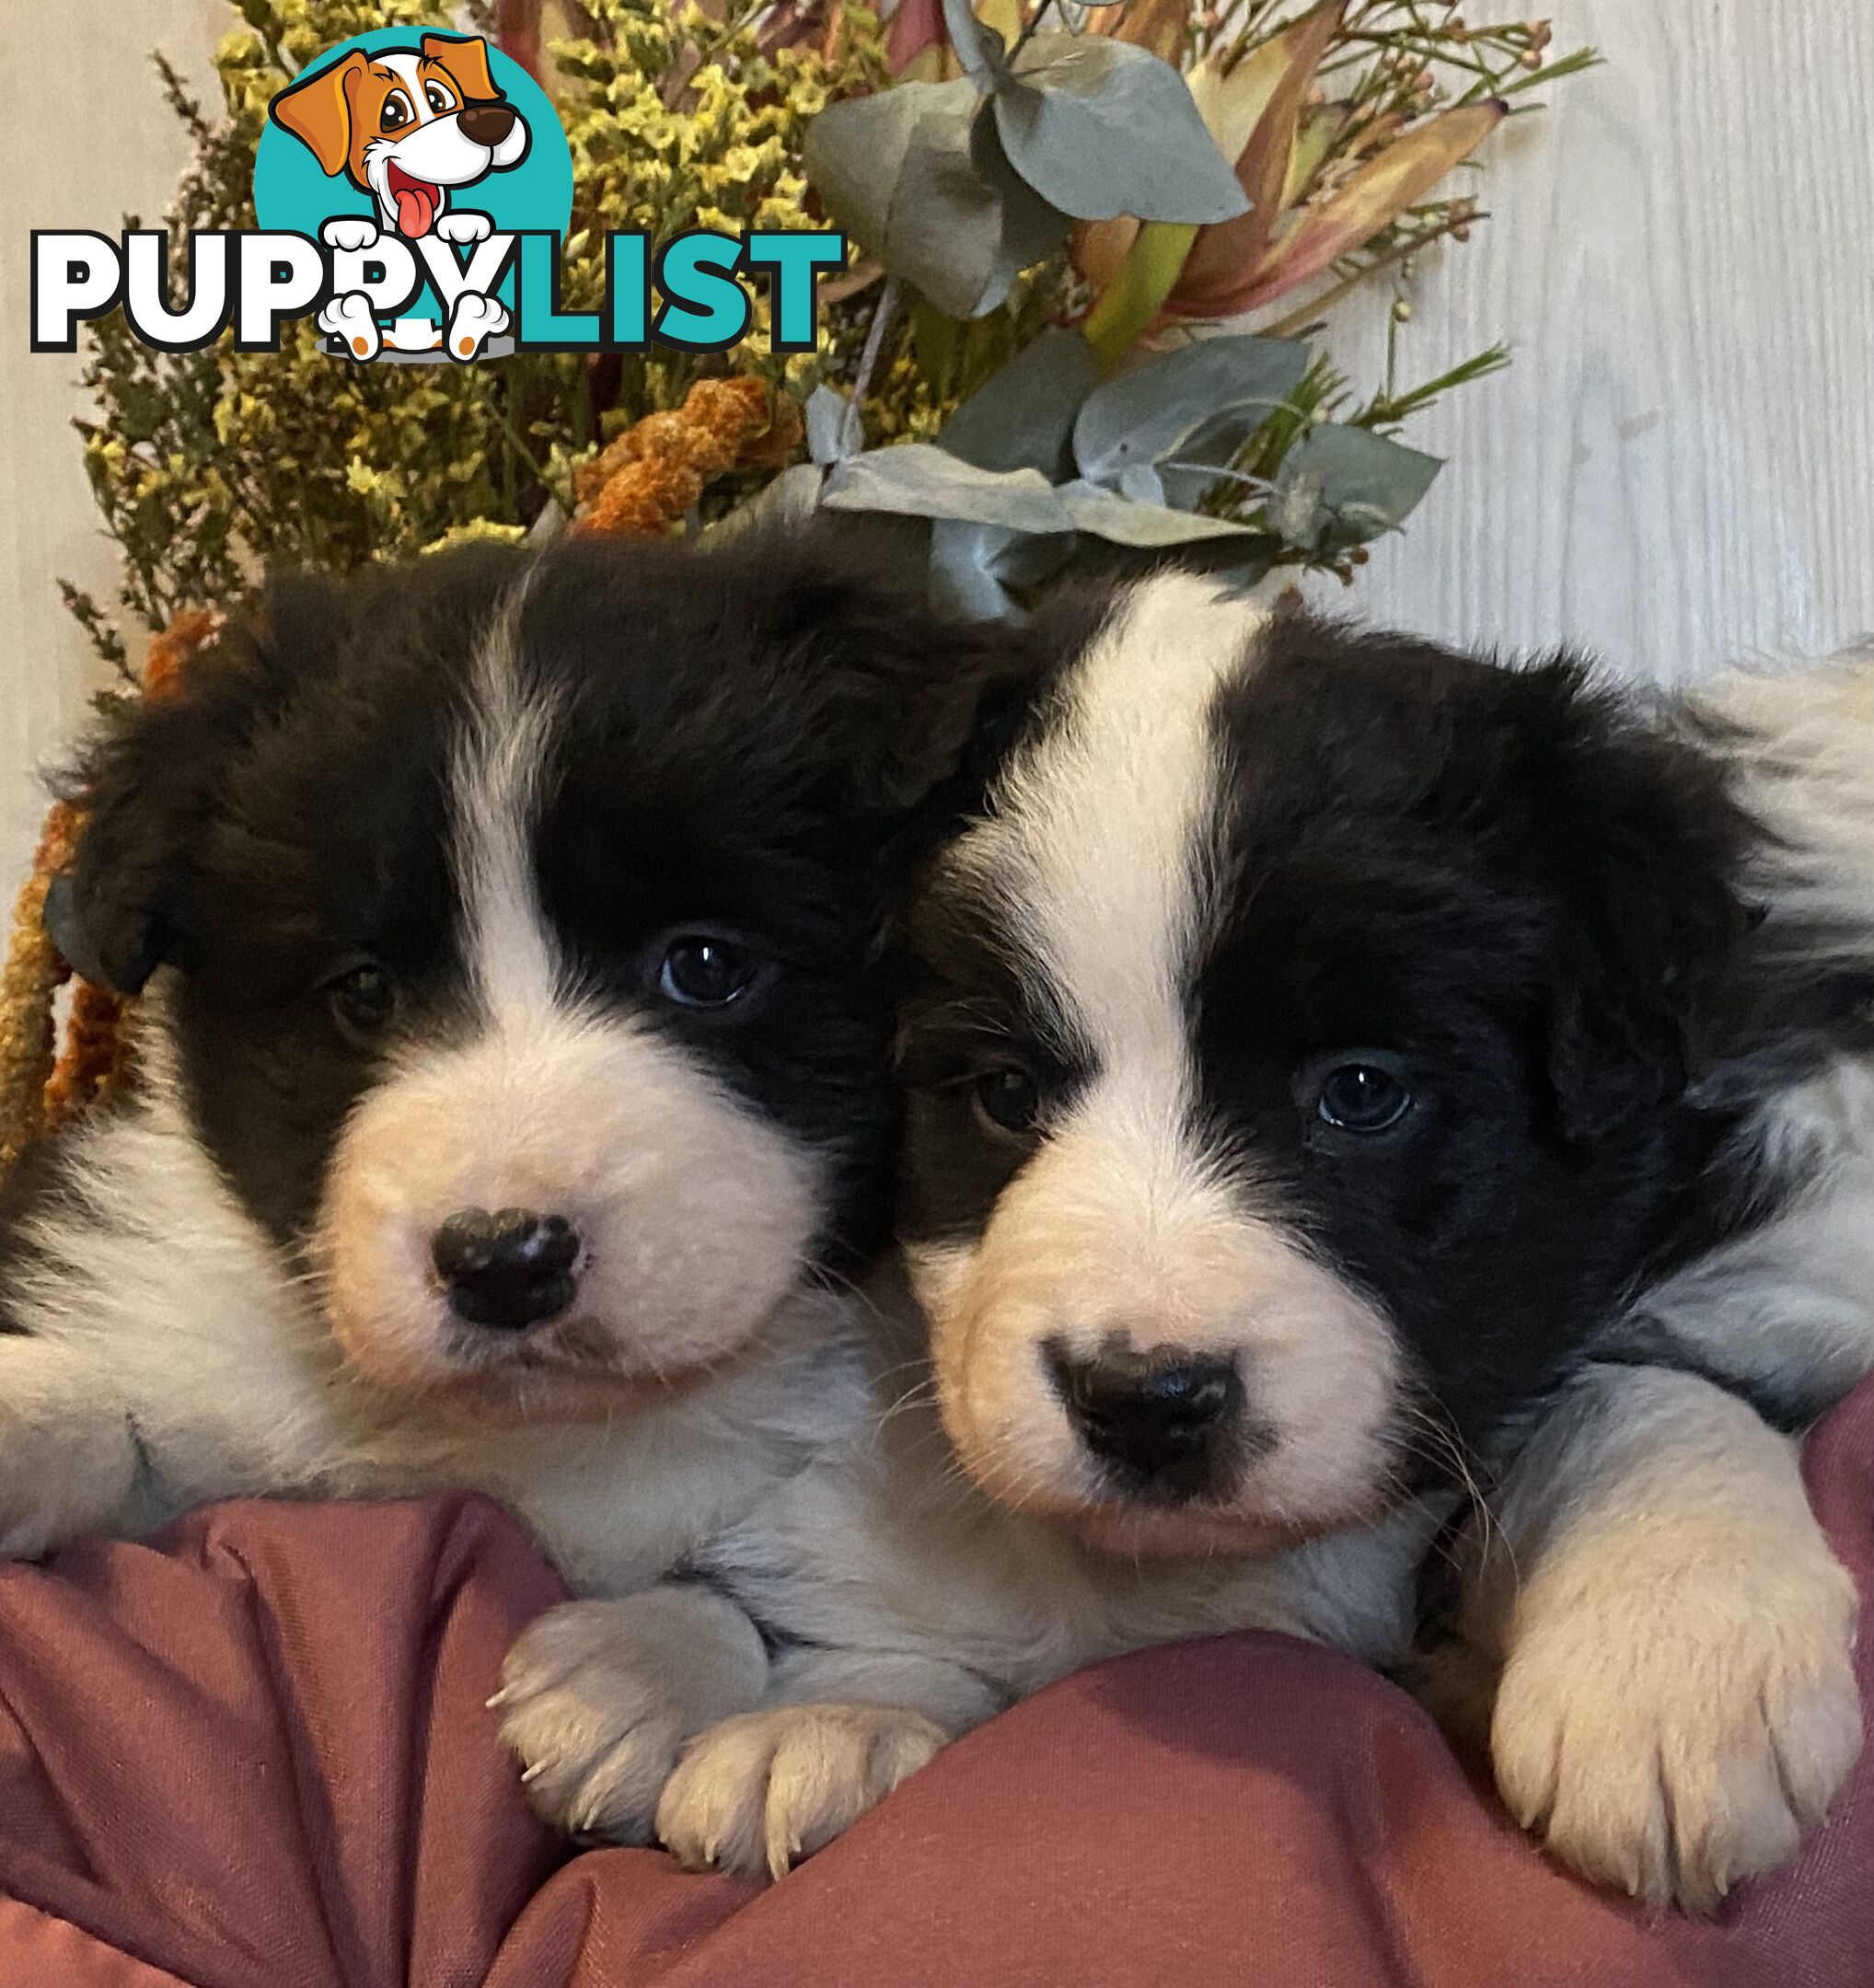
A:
318;292;381;363
435;210;493;246
656;1703;947;1880
446;291;509;362
495;1602;690;1842
1489;1534;1863;1911
320;216;379;253
494;1598;691;1829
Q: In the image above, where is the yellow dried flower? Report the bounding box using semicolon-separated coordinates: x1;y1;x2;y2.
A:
415;520;530;557
72;0;893;658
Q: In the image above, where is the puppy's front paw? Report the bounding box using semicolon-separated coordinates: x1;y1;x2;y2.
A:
320;216;378;253
656;1704;946;1880
496;1602;688;1842
446;292;508;362
1489;1539;1862;1911
435;210;493;246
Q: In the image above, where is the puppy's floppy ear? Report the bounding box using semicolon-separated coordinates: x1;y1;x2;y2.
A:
422;33;501;102
746;543;1051;822
270;51;365;177
55;577;351;995
1509;662;1761;1143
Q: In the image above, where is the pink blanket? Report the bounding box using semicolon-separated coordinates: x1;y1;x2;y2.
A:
1;1382;1869;1987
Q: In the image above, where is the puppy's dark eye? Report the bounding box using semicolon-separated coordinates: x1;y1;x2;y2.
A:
1312;1055;1413;1135
380;91;412;132
327;964;397;1044
658;935;759;1009
973;1066;1041;1136
424;81;456;114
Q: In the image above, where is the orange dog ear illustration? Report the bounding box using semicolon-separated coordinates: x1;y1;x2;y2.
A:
422;33;501;102
270;51;366;177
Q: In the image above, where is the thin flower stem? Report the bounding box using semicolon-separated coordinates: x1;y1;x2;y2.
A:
1261;209;1475;338
1009;0;1058;64
490;397;573;514
842;275;902;456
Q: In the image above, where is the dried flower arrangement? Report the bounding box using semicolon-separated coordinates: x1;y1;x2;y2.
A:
64;0;1591;673
13;0;1591;1154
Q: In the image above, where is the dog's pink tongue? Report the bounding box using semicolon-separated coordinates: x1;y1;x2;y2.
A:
395;183;437;237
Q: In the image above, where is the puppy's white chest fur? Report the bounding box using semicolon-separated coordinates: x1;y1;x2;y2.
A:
0;1060;852;1593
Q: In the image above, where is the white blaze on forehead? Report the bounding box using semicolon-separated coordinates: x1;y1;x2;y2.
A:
453;569;562;1019
376;52;434;121
322;561;828;1407
963;572;1267;1092
917;577;1404;1537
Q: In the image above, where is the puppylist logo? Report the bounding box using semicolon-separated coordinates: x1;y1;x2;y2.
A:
31;29;844;364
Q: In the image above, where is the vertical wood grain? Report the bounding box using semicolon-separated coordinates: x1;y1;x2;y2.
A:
1323;0;1874;684
0;0;224;899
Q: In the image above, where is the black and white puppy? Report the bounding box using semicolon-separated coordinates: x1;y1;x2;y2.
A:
0;529;1021;1601
503;573;1872;1908
900;579;1874;1908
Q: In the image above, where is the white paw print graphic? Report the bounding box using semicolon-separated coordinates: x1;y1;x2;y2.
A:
319;216;379;254
447;292;510;362
435;211;493;247
317;292;381;363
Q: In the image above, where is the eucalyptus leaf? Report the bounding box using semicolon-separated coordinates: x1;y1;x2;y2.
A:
993;36;1250;224
1073;536;1279;594
1116;462;1167;506
937;327;1100;480
823;444;1074;534
1056;477;1263;547
925;520;1058;619
708;461;826;539
968;105;1073;273
930;520;1085;619
942;0;1008;90
1272;422;1442;549
1072;334;1309;490
1192;548;1279;595
929;519;1023;618
804;81;1025;318
804;385;851;466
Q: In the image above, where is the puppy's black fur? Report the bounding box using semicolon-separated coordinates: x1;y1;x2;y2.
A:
43;529;1029;1270
1194;621;1806;1451
901;602;1873;1470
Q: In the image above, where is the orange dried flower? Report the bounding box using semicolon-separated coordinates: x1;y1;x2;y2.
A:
43;978;132;1129
574;378;803;538
143;607;220;701
0;800;83;1173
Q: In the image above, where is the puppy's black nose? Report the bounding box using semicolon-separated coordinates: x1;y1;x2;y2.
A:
432;1208;580;1331
458;101;517;147
1046;1340;1245;1498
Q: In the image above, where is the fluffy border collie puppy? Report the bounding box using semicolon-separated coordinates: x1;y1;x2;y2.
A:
0;529;1022;1606
1433;653;1874;1906
502;575;1872;1909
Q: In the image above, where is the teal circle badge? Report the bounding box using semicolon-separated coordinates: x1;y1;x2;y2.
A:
253;28;572;361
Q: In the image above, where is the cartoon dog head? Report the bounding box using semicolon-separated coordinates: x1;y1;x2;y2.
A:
271;34;530;239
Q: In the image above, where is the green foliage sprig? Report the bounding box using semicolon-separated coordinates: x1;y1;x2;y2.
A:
67;0;892;659
65;0;1591;655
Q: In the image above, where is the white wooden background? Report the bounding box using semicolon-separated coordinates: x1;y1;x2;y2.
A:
0;0;223;899
3;1;1872;902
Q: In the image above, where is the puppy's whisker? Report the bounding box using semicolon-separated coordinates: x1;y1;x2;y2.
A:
1390;1399;1517;1592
